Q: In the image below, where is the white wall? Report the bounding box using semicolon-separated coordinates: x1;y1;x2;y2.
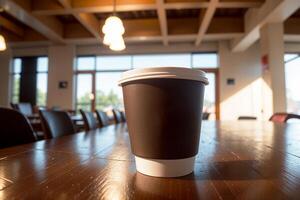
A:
0;49;12;107
219;41;263;120
260;23;286;114
47;45;75;110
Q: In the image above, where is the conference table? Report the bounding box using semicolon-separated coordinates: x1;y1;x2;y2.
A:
0;121;299;199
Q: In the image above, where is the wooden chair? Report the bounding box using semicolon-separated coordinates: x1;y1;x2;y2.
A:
80;110;98;131
0;107;37;148
95;110;110;128
16;102;33;116
238;116;257;120
269;113;300;123
112;109;123;124
39;110;76;139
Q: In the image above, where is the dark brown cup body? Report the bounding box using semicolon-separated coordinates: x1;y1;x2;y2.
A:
122;78;205;160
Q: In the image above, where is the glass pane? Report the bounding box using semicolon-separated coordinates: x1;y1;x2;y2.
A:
192;53;218;68
76;74;93;111
36;73;48;106
96;56;131;70
96;72;123;111
284;54;299;63
133;54;191;68
12;74;20;103
77;104;91;112
12;95;19;104
203;73;216;120
37;57;48;72
285;56;300;114
77;57;95;71
13;58;22;73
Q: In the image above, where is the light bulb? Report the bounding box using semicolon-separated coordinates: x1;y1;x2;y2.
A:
109;36;126;51
103;32;124;46
0;34;6;51
103;34;111;46
102;16;125;35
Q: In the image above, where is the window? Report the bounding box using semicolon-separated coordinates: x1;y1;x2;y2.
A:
11;57;48;106
11;58;22;103
77;56;96;71
96;72;123;111
76;73;94;111
192;53;218;68
36;57;48;106
285;53;300;114
75;53;219;119
203;73;216;119
96;56;131;70
133;54;191;68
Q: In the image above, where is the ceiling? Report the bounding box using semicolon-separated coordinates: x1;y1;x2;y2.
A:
0;0;299;48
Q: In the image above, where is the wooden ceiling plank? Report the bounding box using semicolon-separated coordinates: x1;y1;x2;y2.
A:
217;2;262;8
0;15;24;37
231;0;300;52
156;0;168;45
0;0;64;43
57;0;101;41
195;0;219;46
32;1;263;15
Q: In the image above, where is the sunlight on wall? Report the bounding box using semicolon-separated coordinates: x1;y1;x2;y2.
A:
221;78;273;120
261;76;273;120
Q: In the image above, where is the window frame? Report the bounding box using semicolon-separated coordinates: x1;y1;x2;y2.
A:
75;52;219;118
10;56;49;106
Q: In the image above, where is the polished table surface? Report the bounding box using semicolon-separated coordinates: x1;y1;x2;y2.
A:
0;121;300;199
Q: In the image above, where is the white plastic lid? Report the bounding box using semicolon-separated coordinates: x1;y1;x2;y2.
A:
118;67;209;85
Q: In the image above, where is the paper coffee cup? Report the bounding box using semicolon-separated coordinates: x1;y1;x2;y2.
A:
119;67;208;177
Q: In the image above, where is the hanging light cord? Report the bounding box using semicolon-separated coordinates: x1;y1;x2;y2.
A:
113;0;116;16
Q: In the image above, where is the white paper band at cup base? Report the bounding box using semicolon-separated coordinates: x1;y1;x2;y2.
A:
135;156;195;178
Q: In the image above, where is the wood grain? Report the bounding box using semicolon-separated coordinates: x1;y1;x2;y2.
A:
0;121;299;199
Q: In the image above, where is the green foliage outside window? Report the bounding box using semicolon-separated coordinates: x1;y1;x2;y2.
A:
77;89;122;111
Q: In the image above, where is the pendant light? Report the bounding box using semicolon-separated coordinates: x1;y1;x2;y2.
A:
102;0;126;51
0;26;6;51
0;34;6;51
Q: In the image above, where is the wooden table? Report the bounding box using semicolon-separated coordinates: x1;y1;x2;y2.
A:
0;121;300;199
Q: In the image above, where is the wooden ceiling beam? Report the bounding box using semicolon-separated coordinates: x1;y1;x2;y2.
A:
195;0;219;46
156;0;168;45
61;33;243;45
231;0;300;52
57;0;101;41
32;1;263;16
0;0;64;43
0;15;24;37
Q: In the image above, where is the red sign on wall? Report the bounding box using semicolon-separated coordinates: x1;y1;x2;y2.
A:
261;54;269;72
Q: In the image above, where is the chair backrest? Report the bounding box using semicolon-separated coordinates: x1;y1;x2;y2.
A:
16;103;33;116
269;113;300;123
39;110;76;139
0;107;36;148
238;116;257;120
10;103;18;109
202;112;210;120
95;110;110;127
120;111;126;122
112;109;123;124
80;110;98;131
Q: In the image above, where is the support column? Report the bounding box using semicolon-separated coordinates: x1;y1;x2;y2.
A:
47;45;75;110
0;48;12;107
260;22;286;117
